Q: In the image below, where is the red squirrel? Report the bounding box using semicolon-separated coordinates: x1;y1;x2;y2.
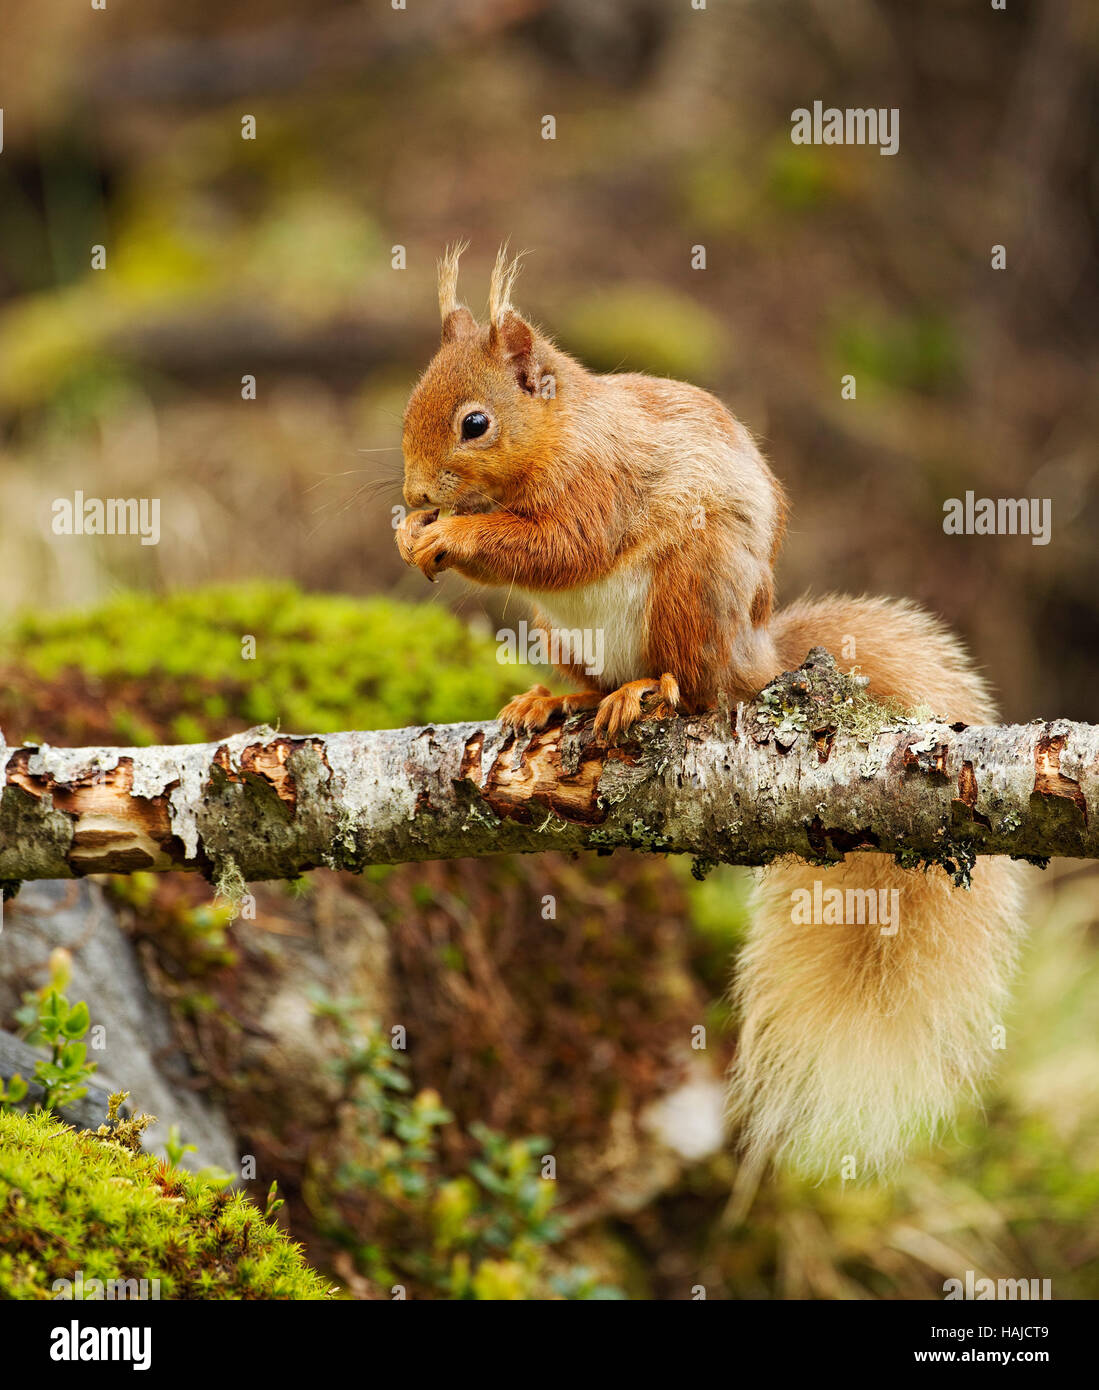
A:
396;245;1026;1176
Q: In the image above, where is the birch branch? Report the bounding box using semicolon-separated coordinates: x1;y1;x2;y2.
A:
1;651;1095;888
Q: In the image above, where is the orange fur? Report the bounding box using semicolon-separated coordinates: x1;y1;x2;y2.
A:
398;251;1027;1176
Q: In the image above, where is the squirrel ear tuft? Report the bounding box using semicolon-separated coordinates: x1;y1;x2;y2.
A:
490;311;540;394
437;239;470;321
441;307;478;344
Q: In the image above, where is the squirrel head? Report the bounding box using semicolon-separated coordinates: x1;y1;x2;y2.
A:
402;244;561;513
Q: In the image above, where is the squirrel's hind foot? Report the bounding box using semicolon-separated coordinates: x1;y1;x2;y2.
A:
499;677;680;736
592;674;680;739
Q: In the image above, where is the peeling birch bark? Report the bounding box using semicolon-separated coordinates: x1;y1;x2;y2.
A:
1;651;1096;886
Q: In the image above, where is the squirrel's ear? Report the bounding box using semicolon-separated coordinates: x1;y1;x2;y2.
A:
441;307;478;344
489;311;540;395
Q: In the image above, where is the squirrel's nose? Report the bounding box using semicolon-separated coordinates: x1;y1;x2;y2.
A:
405;489;431;510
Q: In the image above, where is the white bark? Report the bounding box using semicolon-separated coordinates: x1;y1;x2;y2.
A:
1;652;1095;886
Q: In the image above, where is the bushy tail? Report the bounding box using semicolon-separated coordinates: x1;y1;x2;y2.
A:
726;595;1028;1176
728;854;1026;1176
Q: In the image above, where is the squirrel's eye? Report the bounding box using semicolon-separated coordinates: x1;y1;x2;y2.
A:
461;411;490;440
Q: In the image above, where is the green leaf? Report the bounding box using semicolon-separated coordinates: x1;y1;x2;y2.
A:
60;1001;90;1038
1;1073;28;1104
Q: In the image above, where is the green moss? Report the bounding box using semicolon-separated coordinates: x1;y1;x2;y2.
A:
0;581;522;741
111;710;159;747
0;1109;332;1300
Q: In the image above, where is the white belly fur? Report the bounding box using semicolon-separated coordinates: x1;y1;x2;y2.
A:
520;566;651;689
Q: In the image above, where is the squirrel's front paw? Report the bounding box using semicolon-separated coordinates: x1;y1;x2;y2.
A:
395;509;456;582
395;508;438;566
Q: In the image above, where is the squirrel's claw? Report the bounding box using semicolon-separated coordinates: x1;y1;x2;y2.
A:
499;677;681;738
498;687;604;732
396;508;454;581
592;675;680;739
395;508;439;568
499;685;564;732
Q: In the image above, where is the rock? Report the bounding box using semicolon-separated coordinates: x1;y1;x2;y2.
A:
0;879;239;1174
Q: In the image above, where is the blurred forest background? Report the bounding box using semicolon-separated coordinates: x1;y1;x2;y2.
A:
0;0;1097;1300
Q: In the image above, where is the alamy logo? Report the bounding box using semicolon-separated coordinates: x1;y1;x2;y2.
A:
790;880;899;936
53;1272;161;1300
50;1320;152;1370
943;492;1051;546
52;491;160;546
790;101;899;156
497;619;605;677
943;1271;1052;1301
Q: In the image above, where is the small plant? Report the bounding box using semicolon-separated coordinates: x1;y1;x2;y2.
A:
164;1126;235;1189
0;1074;29;1110
88;1090;156;1154
264;1180;285;1221
13;949;98;1112
311;990;453;1205
309;992;622;1300
105;877;238;976
163;1122;198;1168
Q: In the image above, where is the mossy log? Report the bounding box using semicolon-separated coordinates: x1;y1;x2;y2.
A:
1;651;1096;886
